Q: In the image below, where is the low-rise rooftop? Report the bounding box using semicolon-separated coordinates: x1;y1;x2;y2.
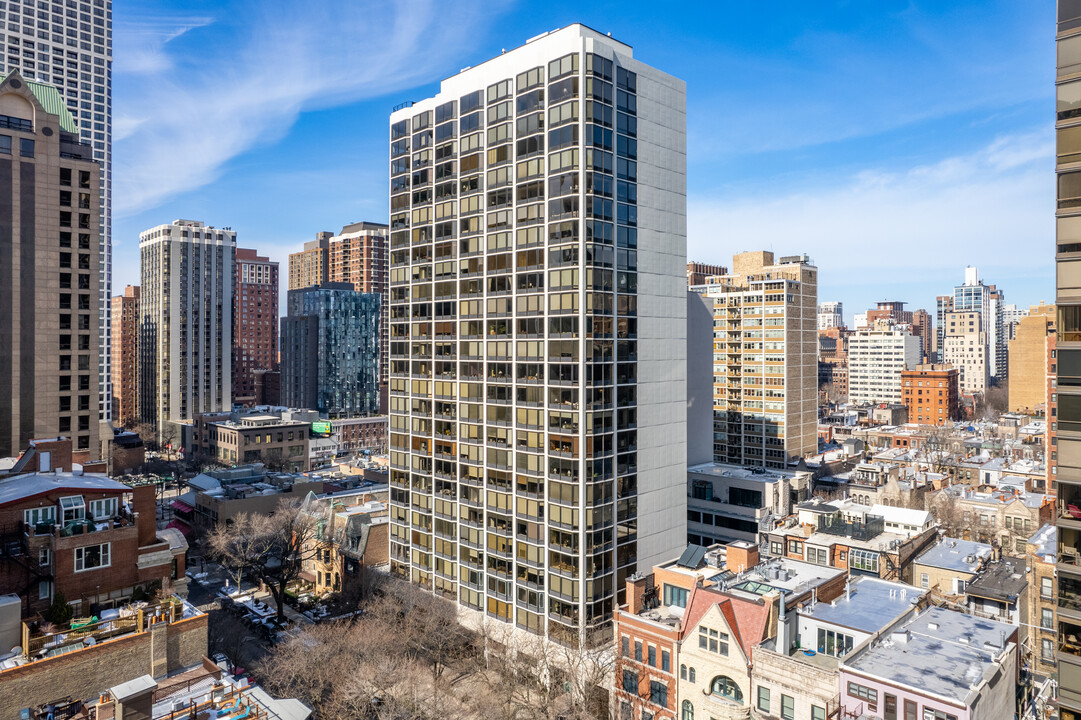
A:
0;471;130;507
842;607;1014;706
966;556;1027;602
687;461;807;484
915;538;992;574
800;576;924;634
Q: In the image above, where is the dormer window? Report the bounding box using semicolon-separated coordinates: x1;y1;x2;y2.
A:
60;495;84;522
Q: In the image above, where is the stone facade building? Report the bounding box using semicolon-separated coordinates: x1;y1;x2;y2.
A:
0;71;102;460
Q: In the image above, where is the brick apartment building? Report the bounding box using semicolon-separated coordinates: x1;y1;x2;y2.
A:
901;364;960;426
0;459;187;617
233;248;280;406
110;285;140;427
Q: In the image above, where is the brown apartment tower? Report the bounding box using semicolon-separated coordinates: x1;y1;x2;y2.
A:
0;71;102;459
233;248;280;405
110;285;140;427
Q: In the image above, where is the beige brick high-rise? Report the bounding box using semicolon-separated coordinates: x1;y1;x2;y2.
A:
287;232;330;291
700;251;818;468
1008;302;1055;412
0;71;101;459
110;285;139;427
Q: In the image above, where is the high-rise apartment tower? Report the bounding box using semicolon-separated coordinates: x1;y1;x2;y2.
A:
110;284;139;426
233;248;279;405
139;220;235;443
1;0;114;427
387;25;687;644
0;71;101;458
701;252;818;469
1056;4;1081;712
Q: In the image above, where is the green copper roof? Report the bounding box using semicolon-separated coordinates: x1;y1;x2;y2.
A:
0;71;79;134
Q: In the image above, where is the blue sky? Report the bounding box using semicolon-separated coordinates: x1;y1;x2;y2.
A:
112;0;1054;323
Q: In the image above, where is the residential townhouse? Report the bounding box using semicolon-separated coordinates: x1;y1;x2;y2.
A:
838;607;1017;720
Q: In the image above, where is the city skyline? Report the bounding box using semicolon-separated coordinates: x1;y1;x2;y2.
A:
107;0;1053;321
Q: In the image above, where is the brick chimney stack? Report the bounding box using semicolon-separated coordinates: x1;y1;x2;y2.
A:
132;484;157;547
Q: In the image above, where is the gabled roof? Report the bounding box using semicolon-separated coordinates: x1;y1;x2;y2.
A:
0;69;78;134
680;584;773;662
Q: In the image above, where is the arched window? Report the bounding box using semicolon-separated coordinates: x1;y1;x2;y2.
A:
681;700;694;720
689;667;696;683
680;664;687;680
710;676;743;702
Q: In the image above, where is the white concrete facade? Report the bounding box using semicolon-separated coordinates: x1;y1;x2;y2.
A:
387;24;686;643
847;329;921;405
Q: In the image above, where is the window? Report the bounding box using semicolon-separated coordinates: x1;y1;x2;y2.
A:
24;506;57;527
1043;638;1055;661
663;583;688;608
648;645;656;667
688;667;695;683
812;706;826;720
20;138;34;157
622;636;630;657
709;676;743;702
60;495;85;522
847;682;877;709
680;664;687;680
39;580;51;600
0;135;10;154
39;547;50;566
74;542;110;572
781;694;794;720
850;548;879;574
661;650;670;672
622;668;637;693
699;626;729;655
1043;576;1055;600
922;710;957;720
787;539;803;554
1043;608;1054;629
817;627;854;657
89;497;117;520
649;680;667;707
681;700;693;720
619;701;631;720
921;573;929;589
806;546;828;565
885;694;897;720
757;686;770;712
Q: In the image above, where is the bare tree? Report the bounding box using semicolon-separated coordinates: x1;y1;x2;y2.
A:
927;490;966;539
207;498;321;622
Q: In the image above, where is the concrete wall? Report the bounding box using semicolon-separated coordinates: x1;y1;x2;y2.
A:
0;612;207;719
687;292;714;466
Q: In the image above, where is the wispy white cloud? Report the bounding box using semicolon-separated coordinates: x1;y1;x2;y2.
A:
688;129;1053;278
687;3;1050;160
113;0;510;215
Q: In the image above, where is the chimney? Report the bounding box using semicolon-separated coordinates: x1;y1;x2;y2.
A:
725;541;759;572
776;591;791;654
109;675;157;720
627;573;653;614
132;484;157;547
